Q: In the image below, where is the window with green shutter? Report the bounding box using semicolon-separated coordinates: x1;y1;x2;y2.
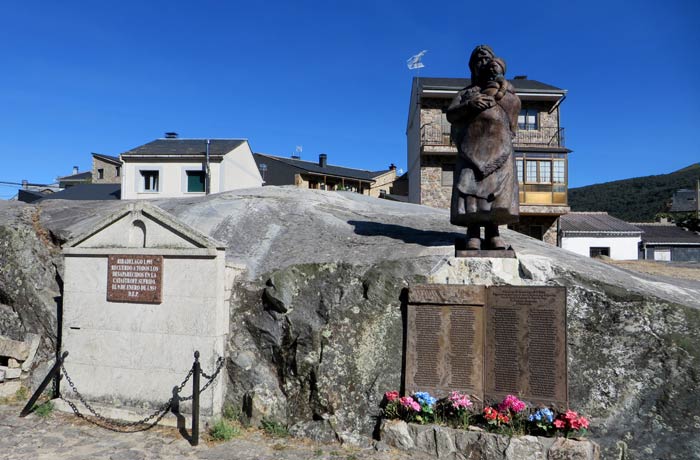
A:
186;171;206;192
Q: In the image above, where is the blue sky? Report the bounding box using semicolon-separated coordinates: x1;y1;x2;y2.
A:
1;0;698;198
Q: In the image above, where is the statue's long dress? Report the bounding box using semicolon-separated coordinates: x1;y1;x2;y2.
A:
449;87;520;227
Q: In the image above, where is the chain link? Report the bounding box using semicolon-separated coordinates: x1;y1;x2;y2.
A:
59;355;224;433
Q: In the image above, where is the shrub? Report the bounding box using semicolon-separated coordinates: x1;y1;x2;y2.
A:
209;418;240;441
33;401;54;418
261;418;289;438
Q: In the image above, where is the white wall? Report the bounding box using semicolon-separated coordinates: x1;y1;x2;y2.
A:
561;236;641;260
121;141;263;200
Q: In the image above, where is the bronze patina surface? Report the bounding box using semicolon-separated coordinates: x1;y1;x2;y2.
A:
447;45;521;252
406;285;567;408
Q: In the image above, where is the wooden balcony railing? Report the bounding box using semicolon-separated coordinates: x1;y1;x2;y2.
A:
421;123;566;148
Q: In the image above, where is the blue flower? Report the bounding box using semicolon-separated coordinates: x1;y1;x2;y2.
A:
530;408;554;424
413;392;437;407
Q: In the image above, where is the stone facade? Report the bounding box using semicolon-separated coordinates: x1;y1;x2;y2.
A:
92;156;121;184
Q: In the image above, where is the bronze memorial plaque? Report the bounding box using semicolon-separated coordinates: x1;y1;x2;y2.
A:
484;286;567;407
405;285;485;397
107;255;163;304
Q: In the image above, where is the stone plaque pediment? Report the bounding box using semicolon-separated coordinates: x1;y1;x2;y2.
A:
64;202;224;251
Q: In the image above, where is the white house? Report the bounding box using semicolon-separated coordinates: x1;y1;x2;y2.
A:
558;212;642;260
120;135;263;200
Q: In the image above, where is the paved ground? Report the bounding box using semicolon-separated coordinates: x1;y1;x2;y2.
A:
0;402;428;460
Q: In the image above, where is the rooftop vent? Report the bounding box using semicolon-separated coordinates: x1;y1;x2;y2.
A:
389;163;397;171
72;166;79;175
164;132;178;139
514;75;527;80
319;153;327;168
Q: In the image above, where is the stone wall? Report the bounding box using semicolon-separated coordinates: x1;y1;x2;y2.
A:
509;215;559;245
420;156;453;208
91;157;120;184
381;420;600;460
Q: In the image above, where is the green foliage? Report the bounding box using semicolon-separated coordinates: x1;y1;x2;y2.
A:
15;386;28;400
222;402;241;422
209;418;240;441
33;401;53;417
569;163;700;221
260;418;289;438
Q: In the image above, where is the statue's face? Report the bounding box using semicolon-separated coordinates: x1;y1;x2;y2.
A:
487;61;503;78
472;49;493;79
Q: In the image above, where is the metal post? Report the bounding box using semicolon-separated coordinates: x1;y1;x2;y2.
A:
192;351;200;446
20;351;68;417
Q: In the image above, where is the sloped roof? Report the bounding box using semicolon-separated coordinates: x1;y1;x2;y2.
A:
38;184;121;201
92;152;122;164
635;223;700;244
121;139;246;157
416;77;565;93
254;153;390;182
670;189;698;213
57;171;92;182
560;212;642;235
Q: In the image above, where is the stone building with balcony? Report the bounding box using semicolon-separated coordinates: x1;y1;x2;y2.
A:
406;76;571;244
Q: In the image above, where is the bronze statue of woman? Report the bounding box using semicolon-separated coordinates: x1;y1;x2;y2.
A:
447;45;521;250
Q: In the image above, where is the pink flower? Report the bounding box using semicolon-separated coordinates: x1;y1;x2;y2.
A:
449;391;473;409
498;395;526;413
399;396;421;412
385;391;399;402
553;418;566;429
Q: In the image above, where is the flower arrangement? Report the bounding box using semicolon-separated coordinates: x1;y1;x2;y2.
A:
381;390;590;438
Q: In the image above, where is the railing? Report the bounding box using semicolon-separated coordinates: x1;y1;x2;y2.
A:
515;127;565;148
421;122;565;148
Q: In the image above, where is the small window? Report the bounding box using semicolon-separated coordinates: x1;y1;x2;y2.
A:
539;161;551;183
141;170;159;192
516;160;524;183
116;166;121;177
590;247;610;258
97;168;104;179
186;171;206;193
518;108;538;130
526;160;538;182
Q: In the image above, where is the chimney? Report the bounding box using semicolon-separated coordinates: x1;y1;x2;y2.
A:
165;132;178;139
389;163;397;171
319;153;327;167
21;179;28;189
72;166;79;175
514;75;527;80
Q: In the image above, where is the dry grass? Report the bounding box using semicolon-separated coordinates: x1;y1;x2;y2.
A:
604;259;700;281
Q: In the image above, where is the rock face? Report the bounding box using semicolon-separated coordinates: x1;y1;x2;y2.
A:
1;187;700;459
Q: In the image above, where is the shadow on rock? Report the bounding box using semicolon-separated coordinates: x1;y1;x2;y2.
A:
348;220;460;246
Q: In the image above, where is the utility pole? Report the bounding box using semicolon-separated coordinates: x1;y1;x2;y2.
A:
696;178;699;220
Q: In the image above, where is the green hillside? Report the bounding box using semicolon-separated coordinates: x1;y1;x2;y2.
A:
568;163;700;222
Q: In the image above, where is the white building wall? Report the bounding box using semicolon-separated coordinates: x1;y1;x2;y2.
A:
561;236;641;260
220;143;264;190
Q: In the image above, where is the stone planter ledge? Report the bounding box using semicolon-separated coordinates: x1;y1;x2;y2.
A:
380;419;600;460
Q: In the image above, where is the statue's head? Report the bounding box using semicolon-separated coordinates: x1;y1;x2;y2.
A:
469;45;495;82
486;57;506;79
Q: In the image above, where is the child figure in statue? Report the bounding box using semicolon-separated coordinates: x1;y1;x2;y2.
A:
447;45;521;250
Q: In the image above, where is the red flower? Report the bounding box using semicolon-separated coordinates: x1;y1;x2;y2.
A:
553;418;566;429
385;391;399;402
483;407;498;421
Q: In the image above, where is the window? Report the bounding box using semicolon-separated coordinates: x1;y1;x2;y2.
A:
186;171;206;193
590;247;610;258
526;160;538;182
539;161;551;183
516;160;524;183
552;161;565;183
518;108;538;130
116;166;121;177
97;168;104;179
141;170;159;192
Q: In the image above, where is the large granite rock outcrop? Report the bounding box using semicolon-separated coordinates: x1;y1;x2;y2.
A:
1;187;699;459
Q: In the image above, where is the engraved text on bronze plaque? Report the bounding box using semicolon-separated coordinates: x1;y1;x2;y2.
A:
107;255;163;304
484;286;566;406
405;285;484;397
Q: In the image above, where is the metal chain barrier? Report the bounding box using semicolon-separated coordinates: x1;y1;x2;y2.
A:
58;354;225;433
